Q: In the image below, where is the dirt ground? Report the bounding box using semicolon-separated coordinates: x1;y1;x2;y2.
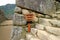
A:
0;20;13;40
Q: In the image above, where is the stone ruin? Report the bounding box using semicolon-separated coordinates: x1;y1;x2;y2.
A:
11;0;60;40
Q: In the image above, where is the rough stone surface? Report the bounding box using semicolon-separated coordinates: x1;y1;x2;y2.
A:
11;26;28;40
12;12;60;40
16;0;56;15
22;9;30;14
29;37;40;40
35;24;45;30
31;28;60;40
45;26;60;36
26;33;33;40
49;35;60;40
37;13;44;18
31;12;38;22
13;13;27;26
56;11;60;19
49;20;60;27
20;39;25;40
39;18;52;26
11;26;23;40
45;15;51;19
11;0;60;40
37;30;50;40
56;2;60;11
38;18;60;27
31;28;37;36
32;17;38;22
14;7;22;13
26;33;40;40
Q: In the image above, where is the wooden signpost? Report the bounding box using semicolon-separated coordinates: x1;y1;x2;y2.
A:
24;14;34;32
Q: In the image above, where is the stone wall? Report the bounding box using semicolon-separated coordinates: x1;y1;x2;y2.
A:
56;1;60;11
11;0;60;40
16;0;56;16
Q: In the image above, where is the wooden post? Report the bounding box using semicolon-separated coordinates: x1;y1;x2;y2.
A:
28;23;31;32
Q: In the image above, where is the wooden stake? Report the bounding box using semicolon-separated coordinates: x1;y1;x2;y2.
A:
28;23;31;32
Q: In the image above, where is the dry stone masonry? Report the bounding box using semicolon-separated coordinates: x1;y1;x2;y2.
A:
11;0;60;40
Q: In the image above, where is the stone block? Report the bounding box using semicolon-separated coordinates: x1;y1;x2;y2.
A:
13;13;27;26
14;7;22;13
39;18;52;26
35;24;45;30
37;30;50;40
45;26;60;36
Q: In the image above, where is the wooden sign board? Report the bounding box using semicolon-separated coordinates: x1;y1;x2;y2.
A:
24;14;34;21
